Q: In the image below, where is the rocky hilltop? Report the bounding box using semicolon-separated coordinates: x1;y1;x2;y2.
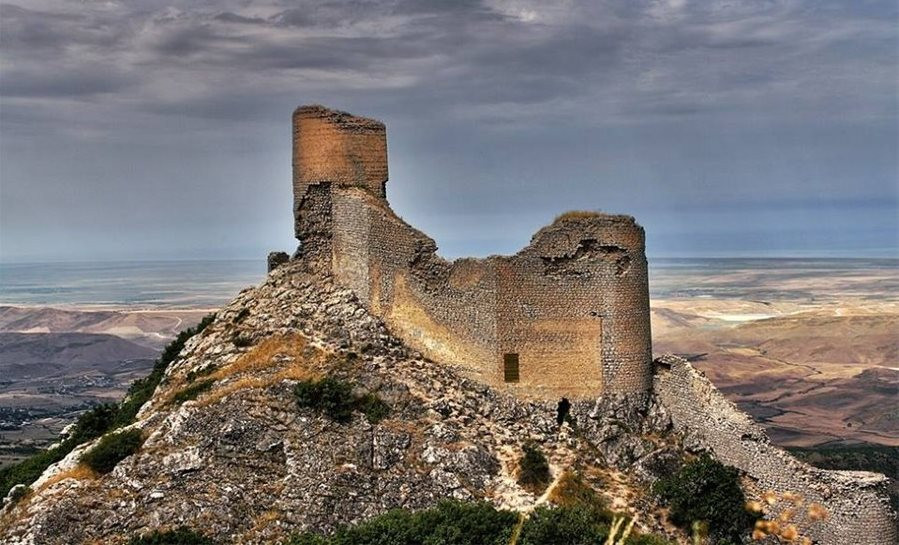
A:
0;263;673;543
1;105;895;544
1;262;895;544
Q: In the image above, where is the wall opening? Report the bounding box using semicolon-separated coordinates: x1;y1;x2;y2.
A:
503;353;520;383
556;397;571;425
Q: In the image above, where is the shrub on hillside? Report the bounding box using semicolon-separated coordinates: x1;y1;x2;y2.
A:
548;470;612;519
652;455;751;544
81;428;144;474
518;504;609;545
294;377;390;424
287;500;517;545
128;527;216;544
170;379;215;405
518;443;551;493
287;500;676;545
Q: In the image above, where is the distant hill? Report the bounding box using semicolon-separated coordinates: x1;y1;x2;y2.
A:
0;332;157;379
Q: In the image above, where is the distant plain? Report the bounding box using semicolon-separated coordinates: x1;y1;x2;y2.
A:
0;258;895;465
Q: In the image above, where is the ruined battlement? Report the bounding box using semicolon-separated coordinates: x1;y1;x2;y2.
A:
292;105;653;399
292;105;388;240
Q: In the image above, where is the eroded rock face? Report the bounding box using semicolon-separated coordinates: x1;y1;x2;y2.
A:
3;263;894;545
0;262;678;545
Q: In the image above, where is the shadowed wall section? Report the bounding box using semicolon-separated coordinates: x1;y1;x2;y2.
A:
293;105;652;400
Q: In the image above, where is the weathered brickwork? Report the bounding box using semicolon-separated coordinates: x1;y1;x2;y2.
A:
291;106;653;399
654;355;898;545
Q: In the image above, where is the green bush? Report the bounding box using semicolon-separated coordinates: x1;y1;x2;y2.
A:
287;500;517;545
356;393;390;424
518;443;551;492
0;402;116;503
81;428;144;474
519;504;609;545
170;379;215;405
652;455;751;544
294;377;390;424
128;527;216;544
287;500;676;545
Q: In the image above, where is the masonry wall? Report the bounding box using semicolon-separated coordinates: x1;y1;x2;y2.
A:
292;105;653;399
654;355;898;545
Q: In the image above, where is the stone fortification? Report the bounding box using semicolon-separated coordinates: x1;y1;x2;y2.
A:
292;106;652;399
654;355;898;545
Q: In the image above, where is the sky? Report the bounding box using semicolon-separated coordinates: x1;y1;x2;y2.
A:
1;0;897;262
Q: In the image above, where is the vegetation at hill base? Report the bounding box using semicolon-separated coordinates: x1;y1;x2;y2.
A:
0;314;214;504
294;376;390;424
128;527;217;544
288;492;674;545
652;455;752;545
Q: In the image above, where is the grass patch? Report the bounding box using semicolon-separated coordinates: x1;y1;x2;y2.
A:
210;333;309;381
33;465;97;495
518;443;551;493
170;379;215;406
81;428;144;474
128;527;217;544
294;377;390;424
548;470;611;517
554;210;603;222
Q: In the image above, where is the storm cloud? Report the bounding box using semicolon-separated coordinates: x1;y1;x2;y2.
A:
1;0;896;260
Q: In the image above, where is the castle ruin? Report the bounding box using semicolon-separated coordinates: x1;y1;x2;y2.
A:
291;105;652;400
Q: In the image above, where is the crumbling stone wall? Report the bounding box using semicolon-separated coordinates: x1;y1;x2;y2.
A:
292;105;653;399
654;355;898;545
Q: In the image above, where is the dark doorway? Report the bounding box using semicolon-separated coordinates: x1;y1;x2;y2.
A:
503;353;520;383
556;397;571;425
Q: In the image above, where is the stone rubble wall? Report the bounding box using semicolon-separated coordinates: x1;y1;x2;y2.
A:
293;105;653;400
654;354;898;545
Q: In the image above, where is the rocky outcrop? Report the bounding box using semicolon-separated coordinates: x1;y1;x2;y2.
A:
0;263;679;545
2;261;895;544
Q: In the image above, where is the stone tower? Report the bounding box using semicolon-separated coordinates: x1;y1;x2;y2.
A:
292;105;653;400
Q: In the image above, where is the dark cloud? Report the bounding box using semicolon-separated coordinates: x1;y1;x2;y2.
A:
0;0;896;261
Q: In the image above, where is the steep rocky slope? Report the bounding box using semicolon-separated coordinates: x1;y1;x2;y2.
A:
1;263;895;544
0;263;680;544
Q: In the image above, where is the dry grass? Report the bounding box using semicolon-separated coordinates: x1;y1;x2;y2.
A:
210;333;311;380
159;333;324;408
191;334;326;408
548;470;596;507
33;464;98;496
554;210;603;222
248;509;281;533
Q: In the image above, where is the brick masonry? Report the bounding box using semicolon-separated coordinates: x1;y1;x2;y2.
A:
292;105;653;400
289;106;897;543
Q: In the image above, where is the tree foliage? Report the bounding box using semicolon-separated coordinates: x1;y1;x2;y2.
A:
294;377;390;424
652;455;751;544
